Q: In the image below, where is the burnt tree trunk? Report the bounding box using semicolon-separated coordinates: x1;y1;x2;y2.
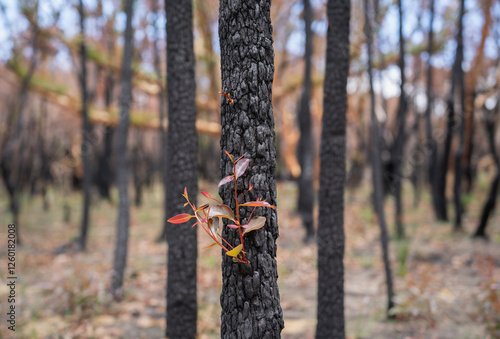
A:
364;0;395;315
218;1;284;337
315;0;350;337
391;0;407;239
110;0;134;298
474;99;500;238
452;0;465;231
153;0;169;243
94;68;115;201
296;0;315;242
165;0;198;337
425;0;440;218
77;0;93;251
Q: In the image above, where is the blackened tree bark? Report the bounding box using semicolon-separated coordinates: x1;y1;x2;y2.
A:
436;1;465;223
474;98;499;238
315;0;350;337
110;0;134;298
94;54;115;201
296;0;315;242
165;0;198;337
425;0;440;218
0;22;39;246
364;0;395;315
391;0;407;239
77;0;93;251
452;0;465;231
153;0;169;243
218;1;284;337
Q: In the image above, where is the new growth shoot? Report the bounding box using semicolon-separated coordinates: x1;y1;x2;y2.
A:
168;151;275;263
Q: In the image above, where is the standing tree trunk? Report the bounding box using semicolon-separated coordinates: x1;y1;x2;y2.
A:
391;0;407;239
153;0;169;243
474;94;499;238
364;0;395;315
110;0;134;298
77;0;93;251
315;0;350;337
218;1;284;337
296;0;315;243
425;0;440;218
165;0;198;337
452;0;465;231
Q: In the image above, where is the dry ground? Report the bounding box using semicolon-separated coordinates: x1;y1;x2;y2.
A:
0;178;499;338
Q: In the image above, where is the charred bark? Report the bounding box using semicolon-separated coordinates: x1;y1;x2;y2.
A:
315;0;350;337
391;0;407;239
110;0;134;298
296;0;316;243
474;100;500;238
77;0;93;251
218;1;284;337
364;0;395;316
452;0;466;231
165;0;199;337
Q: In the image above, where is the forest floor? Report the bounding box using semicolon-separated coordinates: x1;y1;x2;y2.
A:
0;176;499;339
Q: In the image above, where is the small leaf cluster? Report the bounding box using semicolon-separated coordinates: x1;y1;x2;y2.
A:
168;151;275;263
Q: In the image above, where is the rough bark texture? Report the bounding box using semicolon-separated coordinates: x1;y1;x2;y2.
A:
218;1;284;337
165;0;198;337
452;0;465;231
110;0;133;297
392;0;407;239
315;0;350;337
364;0;395;315
297;0;315;242
77;0;92;251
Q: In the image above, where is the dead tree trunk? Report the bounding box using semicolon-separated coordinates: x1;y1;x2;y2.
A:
364;0;395;316
315;0;350;337
296;0;316;243
77;0;93;251
110;0;134;298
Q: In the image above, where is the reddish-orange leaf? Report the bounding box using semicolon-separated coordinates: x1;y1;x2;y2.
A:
168;213;193;224
203;242;218;249
240;201;275;209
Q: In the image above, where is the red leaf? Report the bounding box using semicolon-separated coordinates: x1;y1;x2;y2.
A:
235;158;250;179
240;201;275;209
201;191;222;203
243;216;266;235
227;224;239;229
218;175;234;187
168;213;193;224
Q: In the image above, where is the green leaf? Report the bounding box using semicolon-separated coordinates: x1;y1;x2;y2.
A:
208;204;235;220
243;216;266;235
235;158;250;179
225;244;243;258
168;213;193;224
